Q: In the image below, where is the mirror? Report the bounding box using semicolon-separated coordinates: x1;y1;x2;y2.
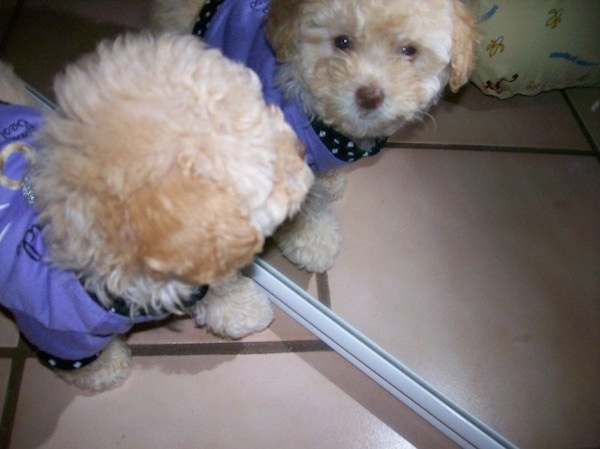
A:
252;84;600;449
24;77;599;448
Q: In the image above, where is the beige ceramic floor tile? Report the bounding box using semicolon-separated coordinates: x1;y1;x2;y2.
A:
327;149;600;448
0;312;19;348
565;87;600;149
11;352;456;449
392;84;592;151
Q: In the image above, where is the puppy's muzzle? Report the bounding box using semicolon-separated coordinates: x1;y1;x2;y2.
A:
356;85;385;110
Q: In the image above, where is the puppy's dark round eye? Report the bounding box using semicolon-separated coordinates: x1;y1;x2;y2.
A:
334;35;353;51
400;45;417;58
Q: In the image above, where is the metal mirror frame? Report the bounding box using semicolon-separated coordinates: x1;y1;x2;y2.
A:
249;258;518;449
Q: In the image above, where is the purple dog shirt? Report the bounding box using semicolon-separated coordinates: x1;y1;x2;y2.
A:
194;0;386;173
0;103;170;369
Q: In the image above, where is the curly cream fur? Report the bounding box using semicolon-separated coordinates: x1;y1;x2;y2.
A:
6;32;312;391
151;0;478;273
267;0;479;140
32;32;312;312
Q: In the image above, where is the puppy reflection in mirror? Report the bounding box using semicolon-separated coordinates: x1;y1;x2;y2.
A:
151;0;480;272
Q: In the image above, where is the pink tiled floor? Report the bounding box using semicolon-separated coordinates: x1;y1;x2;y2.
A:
12;354;421;449
328;148;600;449
1;1;599;448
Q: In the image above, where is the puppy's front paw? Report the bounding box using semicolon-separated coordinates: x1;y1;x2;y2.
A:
274;206;341;273
53;337;131;392
194;275;274;339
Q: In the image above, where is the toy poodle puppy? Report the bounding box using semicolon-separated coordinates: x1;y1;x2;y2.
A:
0;32;313;391
152;0;479;274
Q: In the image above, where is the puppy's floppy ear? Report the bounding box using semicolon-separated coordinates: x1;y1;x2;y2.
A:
128;170;264;285
266;0;304;62
449;0;480;92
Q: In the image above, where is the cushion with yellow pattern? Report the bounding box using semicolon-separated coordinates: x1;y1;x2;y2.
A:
464;0;600;98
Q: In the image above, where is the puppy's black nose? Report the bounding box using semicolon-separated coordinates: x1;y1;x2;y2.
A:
356;85;385;110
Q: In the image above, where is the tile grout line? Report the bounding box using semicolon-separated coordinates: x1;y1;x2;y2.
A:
560;90;599;153
130;340;331;357
6;336;331;360
385;142;596;156
316;272;332;308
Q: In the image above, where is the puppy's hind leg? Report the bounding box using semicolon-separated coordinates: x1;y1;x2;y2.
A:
53;337;132;392
193;272;274;339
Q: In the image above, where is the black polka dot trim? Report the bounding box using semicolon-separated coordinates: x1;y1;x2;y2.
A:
193;0;225;37
33;285;210;371
311;119;387;163
38;349;101;371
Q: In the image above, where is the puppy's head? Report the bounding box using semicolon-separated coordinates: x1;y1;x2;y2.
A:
267;0;479;140
32;33;313;288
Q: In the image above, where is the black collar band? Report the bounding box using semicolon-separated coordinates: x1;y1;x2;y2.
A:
88;284;209;317
311;119;387;163
193;0;225;37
